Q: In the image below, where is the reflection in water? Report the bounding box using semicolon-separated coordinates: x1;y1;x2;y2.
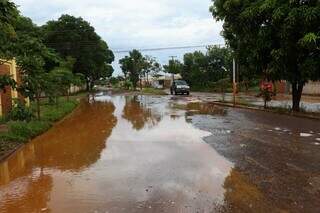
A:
173;102;227;117
0;100;117;212
122;96;162;130
32;101;117;171
0;95;234;213
1;173;53;213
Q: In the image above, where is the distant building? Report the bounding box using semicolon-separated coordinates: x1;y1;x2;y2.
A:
0;59;29;116
149;74;182;89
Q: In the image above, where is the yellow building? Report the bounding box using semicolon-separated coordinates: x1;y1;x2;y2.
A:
0;59;29;116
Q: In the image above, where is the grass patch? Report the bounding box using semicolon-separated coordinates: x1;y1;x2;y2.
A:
0;120;51;142
40;100;79;122
0;95;83;153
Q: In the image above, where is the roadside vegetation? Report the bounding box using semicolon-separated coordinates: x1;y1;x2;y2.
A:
210;0;319;112
1;1;114;98
119;50;161;90
0;1;114;158
0;95;83;158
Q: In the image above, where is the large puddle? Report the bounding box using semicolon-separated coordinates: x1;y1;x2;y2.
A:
0;95;233;213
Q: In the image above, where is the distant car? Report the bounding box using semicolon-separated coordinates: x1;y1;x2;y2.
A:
170;80;190;95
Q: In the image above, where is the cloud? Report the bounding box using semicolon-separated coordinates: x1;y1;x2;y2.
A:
13;0;224;74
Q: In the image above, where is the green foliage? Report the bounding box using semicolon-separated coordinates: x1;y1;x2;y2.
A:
40;99;78;122
211;0;320;111
142;55;162;85
163;59;183;75
8;99;34;122
45;65;84;102
119;49;145;89
214;78;231;92
12;16;59;120
163;46;232;90
0;74;16;92
0;0;18;60
259;88;275;109
41;15;114;90
0;98;79;143
0;120;51;142
0;0;18;29
123;80;133;90
109;77;119;86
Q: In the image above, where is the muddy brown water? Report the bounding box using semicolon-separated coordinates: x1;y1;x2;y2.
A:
0;94;320;213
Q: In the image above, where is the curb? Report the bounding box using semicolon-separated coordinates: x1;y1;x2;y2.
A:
210;101;320;120
0;144;24;163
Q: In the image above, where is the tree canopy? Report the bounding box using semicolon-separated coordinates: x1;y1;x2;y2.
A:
211;0;320;111
163;46;232;90
142;55;162;85
163;59;183;76
42;15;114;90
0;0;18;60
119;49;145;89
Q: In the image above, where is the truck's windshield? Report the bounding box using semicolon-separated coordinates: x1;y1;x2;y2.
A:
175;80;187;85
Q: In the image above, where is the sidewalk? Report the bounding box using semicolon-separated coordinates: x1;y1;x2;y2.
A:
185;92;320;113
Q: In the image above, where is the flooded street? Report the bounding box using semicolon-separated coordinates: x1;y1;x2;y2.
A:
0;93;320;213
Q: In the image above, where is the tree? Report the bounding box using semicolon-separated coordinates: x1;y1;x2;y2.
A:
13;16;58;119
142;56;161;86
163;59;183;81
15;41;54;119
47;67;84;102
211;0;320;112
0;74;16;92
0;0;18;61
41;15;114;91
207;46;232;82
119;49;144;90
175;46;232;89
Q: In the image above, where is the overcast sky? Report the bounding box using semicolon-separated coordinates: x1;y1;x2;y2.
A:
13;0;224;75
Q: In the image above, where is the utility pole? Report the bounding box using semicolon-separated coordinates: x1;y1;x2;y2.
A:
169;56;177;82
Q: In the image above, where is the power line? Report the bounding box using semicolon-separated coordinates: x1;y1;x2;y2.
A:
113;44;224;53
43;42;225;53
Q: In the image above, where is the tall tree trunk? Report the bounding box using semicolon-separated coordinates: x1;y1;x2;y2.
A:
146;73;149;86
36;92;41;120
86;80;90;92
66;90;70;101
140;77;142;91
291;81;304;112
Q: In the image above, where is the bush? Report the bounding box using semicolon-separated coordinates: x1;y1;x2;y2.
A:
8;100;34;122
123;80;133;90
0;98;80;143
258;88;275;109
0;121;51;142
